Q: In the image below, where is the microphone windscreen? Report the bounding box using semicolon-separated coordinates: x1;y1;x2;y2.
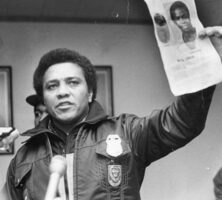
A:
7;129;20;142
44;156;67;200
50;155;67;176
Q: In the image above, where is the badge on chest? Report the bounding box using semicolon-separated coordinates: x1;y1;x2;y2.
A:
106;134;123;157
108;164;122;187
105;134;123;187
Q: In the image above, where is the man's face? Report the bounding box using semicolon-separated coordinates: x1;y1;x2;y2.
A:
173;8;192;31
42;62;92;124
34;104;47;126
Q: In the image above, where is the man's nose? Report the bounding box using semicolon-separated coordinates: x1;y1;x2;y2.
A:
56;83;70;98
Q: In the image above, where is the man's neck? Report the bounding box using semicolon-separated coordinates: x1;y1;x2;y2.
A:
52;120;75;135
51;113;88;135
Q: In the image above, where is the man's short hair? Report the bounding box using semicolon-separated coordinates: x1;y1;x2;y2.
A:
170;1;190;21
33;48;97;102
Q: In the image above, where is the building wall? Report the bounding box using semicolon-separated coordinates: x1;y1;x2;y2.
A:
0;22;222;200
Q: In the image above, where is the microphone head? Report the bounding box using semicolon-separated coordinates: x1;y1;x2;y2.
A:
8;129;20;140
49;155;67;176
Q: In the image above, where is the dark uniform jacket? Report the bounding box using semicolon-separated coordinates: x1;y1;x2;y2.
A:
6;86;215;200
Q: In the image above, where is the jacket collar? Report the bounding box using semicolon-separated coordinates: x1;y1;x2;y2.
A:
85;100;108;124
22;100;108;137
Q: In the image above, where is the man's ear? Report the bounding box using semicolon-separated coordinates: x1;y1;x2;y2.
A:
88;92;93;103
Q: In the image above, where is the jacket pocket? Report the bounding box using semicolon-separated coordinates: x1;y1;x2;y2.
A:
14;163;32;188
14;163;32;200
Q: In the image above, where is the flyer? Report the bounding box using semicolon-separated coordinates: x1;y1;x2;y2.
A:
145;0;222;95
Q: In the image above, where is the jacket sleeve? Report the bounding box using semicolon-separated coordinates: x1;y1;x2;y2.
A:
5;158;24;200
127;85;216;166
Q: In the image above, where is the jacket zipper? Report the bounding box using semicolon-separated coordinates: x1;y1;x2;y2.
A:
73;125;85;200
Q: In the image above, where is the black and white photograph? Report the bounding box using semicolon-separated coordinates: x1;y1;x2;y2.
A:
0;0;222;200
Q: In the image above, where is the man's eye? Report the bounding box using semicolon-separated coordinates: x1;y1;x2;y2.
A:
69;80;80;86
47;84;57;90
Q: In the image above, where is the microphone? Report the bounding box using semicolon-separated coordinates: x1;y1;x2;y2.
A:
0;127;20;150
44;155;67;200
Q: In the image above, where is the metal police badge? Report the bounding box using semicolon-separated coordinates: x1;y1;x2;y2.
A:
108;165;122;187
106;134;123;157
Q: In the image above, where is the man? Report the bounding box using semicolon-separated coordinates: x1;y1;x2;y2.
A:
26;94;48;126
4;27;222;200
170;1;197;50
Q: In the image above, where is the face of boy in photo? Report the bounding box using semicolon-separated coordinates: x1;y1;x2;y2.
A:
173;8;192;32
